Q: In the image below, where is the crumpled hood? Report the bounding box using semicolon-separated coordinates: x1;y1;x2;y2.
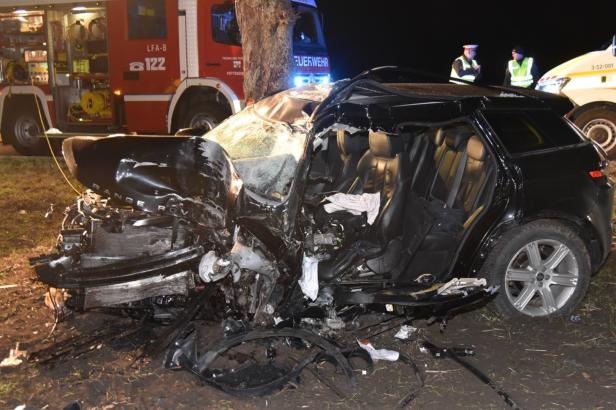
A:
63;135;242;228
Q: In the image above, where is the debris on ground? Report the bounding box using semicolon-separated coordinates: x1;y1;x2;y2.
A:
357;338;400;361
0;342;27;367
394;324;418;340
44;287;71;321
420;340;520;409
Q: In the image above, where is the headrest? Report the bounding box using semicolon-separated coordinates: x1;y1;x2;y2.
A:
444;131;470;151
337;129;369;156
434;128;446;146
467;135;485;160
369;130;404;158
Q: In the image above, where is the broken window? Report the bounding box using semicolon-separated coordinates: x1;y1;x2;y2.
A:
205;106;307;199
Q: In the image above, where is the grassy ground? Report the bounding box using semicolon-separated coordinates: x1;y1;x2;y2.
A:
0;157;81;258
1;156;616;409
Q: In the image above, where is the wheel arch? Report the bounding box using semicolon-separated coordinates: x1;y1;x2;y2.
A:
471;211;606;277
516;212;603;272
0;87;51;144
167;79;242;133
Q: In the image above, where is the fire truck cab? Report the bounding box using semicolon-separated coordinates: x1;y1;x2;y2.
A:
0;0;330;155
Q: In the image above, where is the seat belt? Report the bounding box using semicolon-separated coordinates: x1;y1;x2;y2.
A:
428;146;449;199
446;150;468;208
410;139;429;190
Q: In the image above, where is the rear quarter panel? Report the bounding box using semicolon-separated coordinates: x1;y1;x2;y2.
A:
515;143;612;267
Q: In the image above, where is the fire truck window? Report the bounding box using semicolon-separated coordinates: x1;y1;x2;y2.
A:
0;11;47;84
293;12;317;45
211;4;241;46
127;0;167;39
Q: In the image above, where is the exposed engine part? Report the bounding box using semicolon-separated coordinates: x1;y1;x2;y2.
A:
199;250;232;283
198;231;282;326
31;193;203;317
309;232;338;246
58;229;85;255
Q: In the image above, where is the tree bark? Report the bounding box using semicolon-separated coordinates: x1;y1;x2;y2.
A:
235;0;296;102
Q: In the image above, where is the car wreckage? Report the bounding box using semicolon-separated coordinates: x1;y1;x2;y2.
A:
30;68;612;402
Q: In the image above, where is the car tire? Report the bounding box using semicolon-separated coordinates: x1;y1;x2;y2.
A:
480;220;591;320
1;107;47;156
574;107;616;156
178;101;228;134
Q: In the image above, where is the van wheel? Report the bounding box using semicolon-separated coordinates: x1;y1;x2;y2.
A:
480;220;591;320
2;108;47;156
178;102;228;135
574;108;616;156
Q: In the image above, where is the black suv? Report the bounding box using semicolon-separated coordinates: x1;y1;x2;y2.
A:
32;70;613;325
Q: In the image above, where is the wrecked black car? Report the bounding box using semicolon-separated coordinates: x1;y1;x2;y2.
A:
31;69;612;333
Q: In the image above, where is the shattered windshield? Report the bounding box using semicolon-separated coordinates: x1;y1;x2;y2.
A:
204;106;308;200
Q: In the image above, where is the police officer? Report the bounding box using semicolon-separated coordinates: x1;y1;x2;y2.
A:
451;44;481;83
504;46;539;88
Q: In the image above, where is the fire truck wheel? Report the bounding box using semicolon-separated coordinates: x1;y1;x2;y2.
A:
179;103;227;134
574;107;616;156
2;108;47;156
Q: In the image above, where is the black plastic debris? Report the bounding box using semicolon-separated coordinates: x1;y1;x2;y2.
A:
165;326;359;397
420;340;521;410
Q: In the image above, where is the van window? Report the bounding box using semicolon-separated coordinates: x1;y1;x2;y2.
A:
484;110;584;155
211;4;241;46
293;12;318;46
127;0;167;39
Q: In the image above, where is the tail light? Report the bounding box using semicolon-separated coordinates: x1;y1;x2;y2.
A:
588;168;611;185
589;170;604;179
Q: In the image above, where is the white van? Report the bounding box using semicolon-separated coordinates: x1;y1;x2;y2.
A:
536;37;616;154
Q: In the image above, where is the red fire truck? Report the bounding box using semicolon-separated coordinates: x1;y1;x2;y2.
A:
0;0;330;155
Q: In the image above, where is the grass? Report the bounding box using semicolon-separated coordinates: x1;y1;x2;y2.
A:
0;157;82;257
0;382;16;397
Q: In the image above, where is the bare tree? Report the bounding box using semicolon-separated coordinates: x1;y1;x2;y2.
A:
235;0;296;102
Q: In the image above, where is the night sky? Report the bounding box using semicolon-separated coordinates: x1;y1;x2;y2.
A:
317;0;616;84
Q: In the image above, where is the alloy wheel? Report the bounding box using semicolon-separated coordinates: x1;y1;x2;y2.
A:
504;239;579;317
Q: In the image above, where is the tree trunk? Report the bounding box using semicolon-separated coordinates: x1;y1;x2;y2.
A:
235;0;296;102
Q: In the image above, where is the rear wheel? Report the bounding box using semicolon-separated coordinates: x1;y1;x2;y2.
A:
574;107;616;156
481;220;591;319
2;107;47;156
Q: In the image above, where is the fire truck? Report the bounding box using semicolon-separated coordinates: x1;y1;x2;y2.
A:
0;0;331;155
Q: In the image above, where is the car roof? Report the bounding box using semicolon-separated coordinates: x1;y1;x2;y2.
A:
316;78;573;120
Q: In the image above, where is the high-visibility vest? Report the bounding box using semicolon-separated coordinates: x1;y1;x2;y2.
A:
508;57;534;88
450;56;479;83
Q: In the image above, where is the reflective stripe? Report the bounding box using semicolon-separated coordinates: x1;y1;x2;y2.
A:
509;57;534;87
450;56;478;83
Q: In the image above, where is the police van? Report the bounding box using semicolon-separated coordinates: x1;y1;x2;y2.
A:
536;37;616;154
